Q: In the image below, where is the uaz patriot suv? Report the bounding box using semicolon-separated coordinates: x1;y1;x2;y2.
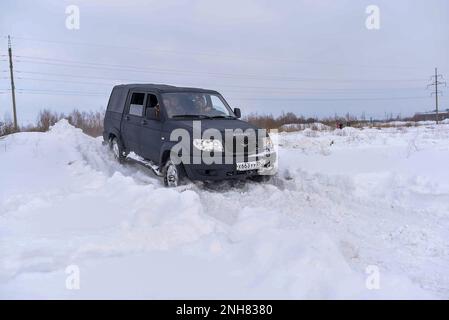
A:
103;84;276;187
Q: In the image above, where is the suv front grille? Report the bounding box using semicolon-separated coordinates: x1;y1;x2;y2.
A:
224;135;259;156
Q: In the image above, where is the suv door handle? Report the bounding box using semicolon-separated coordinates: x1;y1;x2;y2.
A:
141;119;147;125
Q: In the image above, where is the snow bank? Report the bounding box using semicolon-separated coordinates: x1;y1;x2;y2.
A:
1;120;448;299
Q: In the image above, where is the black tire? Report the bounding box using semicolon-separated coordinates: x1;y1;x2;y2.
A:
110;137;126;163
163;159;186;187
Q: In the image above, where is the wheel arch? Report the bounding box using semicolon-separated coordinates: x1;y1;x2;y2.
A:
159;141;179;166
107;129;125;149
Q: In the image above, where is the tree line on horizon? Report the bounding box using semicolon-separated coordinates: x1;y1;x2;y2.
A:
0;109;432;138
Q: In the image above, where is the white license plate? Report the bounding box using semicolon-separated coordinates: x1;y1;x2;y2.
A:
236;160;264;171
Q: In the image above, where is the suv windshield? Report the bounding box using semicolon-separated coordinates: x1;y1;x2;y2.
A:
161;92;235;119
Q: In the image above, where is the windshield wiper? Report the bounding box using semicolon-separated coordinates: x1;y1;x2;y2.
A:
172;114;212;119
172;114;236;120
209;115;236;119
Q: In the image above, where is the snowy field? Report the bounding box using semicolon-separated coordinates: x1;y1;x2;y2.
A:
1;120;448;299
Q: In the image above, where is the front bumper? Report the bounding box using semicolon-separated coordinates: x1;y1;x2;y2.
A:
183;151;277;181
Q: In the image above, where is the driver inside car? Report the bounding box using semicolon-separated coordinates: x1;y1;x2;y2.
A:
193;94;225;116
193;94;209;114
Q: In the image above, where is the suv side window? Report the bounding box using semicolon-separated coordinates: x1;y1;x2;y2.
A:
145;93;160;119
129;92;145;116
146;93;159;108
107;87;122;113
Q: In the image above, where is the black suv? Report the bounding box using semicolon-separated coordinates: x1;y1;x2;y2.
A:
103;84;276;186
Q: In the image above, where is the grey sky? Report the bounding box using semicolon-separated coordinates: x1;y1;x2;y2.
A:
1;0;448;124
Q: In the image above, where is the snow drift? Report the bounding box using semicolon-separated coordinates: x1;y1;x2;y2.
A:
1;120;448;299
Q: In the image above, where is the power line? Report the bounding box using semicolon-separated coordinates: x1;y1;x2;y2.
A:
16;92;105;97
16;70;424;90
13;70;431;99
12;88;431;102
5;37;441;110
229;96;432;102
16;75;424;94
16;76;116;86
16;70;141;82
14;59;427;83
9;36;427;70
16;54;434;84
16;88;107;95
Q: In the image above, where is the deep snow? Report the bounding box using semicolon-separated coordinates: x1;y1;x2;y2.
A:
1;120;448;299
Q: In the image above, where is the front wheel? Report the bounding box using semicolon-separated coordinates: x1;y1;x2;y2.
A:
163;160;185;187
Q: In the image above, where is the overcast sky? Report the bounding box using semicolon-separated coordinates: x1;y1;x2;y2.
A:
1;0;448;124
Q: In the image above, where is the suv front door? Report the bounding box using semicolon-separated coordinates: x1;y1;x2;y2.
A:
121;91;145;154
140;93;163;163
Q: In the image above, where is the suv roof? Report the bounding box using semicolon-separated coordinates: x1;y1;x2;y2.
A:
115;83;220;94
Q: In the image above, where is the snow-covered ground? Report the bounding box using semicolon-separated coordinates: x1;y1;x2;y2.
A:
1;120;448;299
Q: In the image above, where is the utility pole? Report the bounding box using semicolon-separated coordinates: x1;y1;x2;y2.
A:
434;68;439;124
427;67;446;124
8;35;18;130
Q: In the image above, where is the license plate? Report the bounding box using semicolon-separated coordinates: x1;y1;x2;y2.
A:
236;160;264;171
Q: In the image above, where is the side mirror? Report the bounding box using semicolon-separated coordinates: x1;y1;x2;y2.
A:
234;108;241;119
145;107;159;120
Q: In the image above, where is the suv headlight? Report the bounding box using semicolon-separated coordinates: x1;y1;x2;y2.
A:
193;139;224;152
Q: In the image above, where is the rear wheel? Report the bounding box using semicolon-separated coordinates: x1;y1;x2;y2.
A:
163;159;185;187
110;137;126;163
